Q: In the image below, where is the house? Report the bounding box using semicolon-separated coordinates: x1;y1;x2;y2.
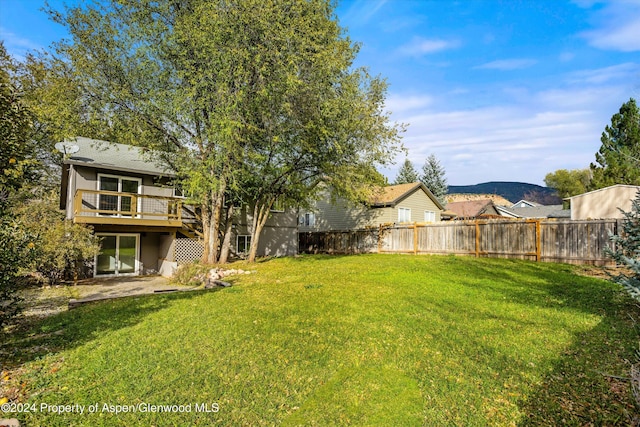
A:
495;201;570;219
299;182;444;232
565;184;640;220
444;199;502;220
60;137;297;277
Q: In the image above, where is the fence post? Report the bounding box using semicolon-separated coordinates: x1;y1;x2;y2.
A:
475;220;480;258
378;224;382;254
413;223;418;255
535;220;541;262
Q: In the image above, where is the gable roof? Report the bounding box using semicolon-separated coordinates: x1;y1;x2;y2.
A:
445;199;497;218
63;137;173;177
369;182;445;210
511;200;541;208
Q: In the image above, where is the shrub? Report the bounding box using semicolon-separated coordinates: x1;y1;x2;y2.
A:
0;217;37;328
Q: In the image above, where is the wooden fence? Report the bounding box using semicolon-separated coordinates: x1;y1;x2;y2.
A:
298;218;622;265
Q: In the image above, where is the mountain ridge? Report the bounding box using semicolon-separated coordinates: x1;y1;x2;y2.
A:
447;181;561;205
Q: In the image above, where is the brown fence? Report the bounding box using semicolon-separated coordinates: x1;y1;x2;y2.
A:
298;219;622;265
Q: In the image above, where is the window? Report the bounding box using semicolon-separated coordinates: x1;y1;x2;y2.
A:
300;212;315;227
424;210;436;223
97;174;141;217
271;196;285;212
173;184;185;198
237;235;252;254
398;207;411;223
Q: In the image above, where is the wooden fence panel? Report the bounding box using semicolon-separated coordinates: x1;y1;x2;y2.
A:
416;222;476;255
299;219;621;265
380;226;415;253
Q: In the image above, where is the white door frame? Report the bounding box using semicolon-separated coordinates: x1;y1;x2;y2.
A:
94;233;141;277
96;173;142;217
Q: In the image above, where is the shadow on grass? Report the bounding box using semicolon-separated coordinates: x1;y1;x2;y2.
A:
452;258;640;425
0;289;219;370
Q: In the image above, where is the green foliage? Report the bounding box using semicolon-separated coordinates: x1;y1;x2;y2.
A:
12;191;101;285
544;168;591;199
420;153;448;203
0;217;37;328
0;43;38;200
394;158;418;184
590;98;640;190
606;190;640;299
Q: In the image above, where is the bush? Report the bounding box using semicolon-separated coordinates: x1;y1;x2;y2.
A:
0;217;37;328
12;191;101;284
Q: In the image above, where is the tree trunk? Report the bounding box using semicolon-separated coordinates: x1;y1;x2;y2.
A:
201;186;226;264
218;204;234;264
248;200;271;263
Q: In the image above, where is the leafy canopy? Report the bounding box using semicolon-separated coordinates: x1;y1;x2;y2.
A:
544;168;591;199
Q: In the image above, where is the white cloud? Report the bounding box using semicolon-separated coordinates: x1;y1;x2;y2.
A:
384;82;631;185
474;59;538;70
341;0;389;26
385;94;433;114
579;1;640;52
0;27;42;59
397;37;461;56
565;62;639;84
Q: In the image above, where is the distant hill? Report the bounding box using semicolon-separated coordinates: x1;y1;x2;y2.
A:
447;181;561;205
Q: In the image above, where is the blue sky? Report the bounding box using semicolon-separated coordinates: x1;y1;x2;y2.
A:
1;0;639;185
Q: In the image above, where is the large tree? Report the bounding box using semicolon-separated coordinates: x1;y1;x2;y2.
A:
394;158;418;184
590;98;640;190
420;154;447;204
544;168;591;200
49;0;402;263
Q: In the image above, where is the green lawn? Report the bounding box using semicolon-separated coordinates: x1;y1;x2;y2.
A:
2;255;638;426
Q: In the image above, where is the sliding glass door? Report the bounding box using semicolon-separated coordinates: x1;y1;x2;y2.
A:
96;234;139;276
97;174;141;217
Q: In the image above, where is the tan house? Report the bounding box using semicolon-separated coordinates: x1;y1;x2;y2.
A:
565;184;640;220
60;137;297;277
299;182;444;232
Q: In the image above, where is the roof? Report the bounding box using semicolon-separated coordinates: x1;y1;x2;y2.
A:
445;199;496;218
62;137;173;177
564;184;640;200
497;204;570;219
511;200;541;208
369;182;445;210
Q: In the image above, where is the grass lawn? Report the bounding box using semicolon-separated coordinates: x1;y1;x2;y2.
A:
1;254;639;426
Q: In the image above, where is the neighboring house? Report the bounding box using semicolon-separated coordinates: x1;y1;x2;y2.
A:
495;202;570;219
511;200;540;208
565;184;640;220
445;199;502;220
60;137;297;277
299;182;444;232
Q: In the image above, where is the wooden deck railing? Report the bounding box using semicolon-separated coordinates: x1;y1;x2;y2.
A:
73;189;183;227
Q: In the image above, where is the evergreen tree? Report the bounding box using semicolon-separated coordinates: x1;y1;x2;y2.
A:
590;98;640;190
394;158;419;184
606;190;640;299
420;154;448;203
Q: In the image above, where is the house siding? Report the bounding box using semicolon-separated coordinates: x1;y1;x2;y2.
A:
570;185;640;219
300;198;382;232
300;187;442;232
379;190;442;224
233;206;299;256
